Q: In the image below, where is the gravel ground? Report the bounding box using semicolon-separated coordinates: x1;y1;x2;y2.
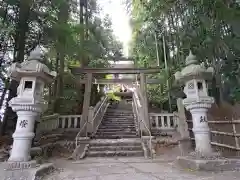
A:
1;146;239;180
41;154;240;180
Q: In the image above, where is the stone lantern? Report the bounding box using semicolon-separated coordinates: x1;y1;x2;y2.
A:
175;51;214;156
7;47;56;166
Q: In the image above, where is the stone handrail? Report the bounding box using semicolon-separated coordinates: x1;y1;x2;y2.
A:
37;113;59;132
87;96;109;136
75;96;109;147
37;114;82;132
132;88;153;158
93;97;104;115
37;97;107;134
149;113;178;130
58;115;82;128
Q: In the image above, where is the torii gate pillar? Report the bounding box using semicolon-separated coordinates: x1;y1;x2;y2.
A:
81;73;93;136
140;73;150;129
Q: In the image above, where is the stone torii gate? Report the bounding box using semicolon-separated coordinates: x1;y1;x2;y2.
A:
70;66;161;130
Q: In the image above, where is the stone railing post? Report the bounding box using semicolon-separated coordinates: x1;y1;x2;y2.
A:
87;106;94;134
176;98;190;138
176;98;192;155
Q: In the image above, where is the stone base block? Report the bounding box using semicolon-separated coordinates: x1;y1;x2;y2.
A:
3;162;55;180
34;163;55;178
178;138;193;156
176;156;240;171
4;160;38;170
31;147;42;157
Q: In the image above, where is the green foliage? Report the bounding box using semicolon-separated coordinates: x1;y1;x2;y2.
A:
0;0;123;115
107;91;121;102
129;0;240;105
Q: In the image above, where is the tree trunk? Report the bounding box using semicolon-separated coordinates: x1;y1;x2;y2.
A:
58;2;69;97
53;52;60;113
53;53;59;99
0;85;7;110
1;80;18;136
211;56;221;106
0;85;7;133
53;1;69;113
78;0;89;113
1;0;32;135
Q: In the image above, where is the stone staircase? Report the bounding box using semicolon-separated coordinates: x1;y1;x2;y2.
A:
87;103;144;157
87;139;143;157
94;109;137;139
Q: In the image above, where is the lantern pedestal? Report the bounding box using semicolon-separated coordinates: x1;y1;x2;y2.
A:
184;101;214;156
8;109;40;162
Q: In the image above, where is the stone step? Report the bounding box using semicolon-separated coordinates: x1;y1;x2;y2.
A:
105;112;132;114
106;110;132;112
105;111;132;113
96;130;136;133
99;126;136;129
104;117;133;120
99;121;135;125
106;109;132;111
95;132;137;137
97;129;136;133
105;112;133;114
87;150;144;157
89;145;142;151
101;121;134;123
103;115;134;120
106;111;132;113
105;115;133;116
102;119;134;121
98;126;136;130
108;113;133;114
98;127;136;130
97;130;136;133
103;117;134;120
93;134;138;139
100;123;135;125
102;121;134;124
89;139;142;146
96;129;136;133
104;115;133;117
99;123;135;126
106;108;132;110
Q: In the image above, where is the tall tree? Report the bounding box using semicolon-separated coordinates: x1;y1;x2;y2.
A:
129;0;240;108
0;0;123;133
1;0;33;135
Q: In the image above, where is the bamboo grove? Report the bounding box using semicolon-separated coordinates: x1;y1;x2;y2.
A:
129;0;240;110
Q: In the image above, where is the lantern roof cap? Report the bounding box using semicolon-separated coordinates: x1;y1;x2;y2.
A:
174;51;214;83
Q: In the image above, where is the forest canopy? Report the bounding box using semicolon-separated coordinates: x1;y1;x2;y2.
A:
128;0;240;109
0;0;123;134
